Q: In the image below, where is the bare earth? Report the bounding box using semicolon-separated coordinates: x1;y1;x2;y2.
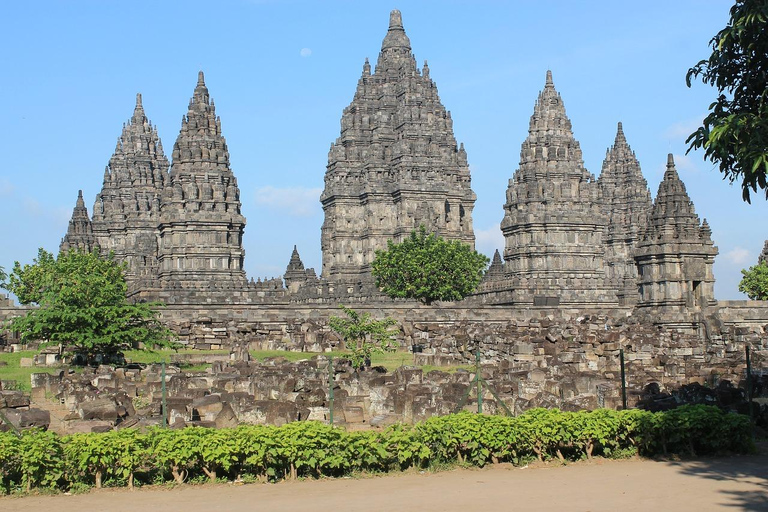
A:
3;454;767;512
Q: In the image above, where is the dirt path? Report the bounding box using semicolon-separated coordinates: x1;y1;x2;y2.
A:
3;454;767;512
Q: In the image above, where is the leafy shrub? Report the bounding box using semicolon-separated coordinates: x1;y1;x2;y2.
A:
0;405;753;494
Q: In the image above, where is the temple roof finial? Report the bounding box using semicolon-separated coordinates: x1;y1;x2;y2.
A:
381;8;411;52
197;70;205;86
136;93;143;108
389;9;403;29
615;121;626;144
545;70;553;87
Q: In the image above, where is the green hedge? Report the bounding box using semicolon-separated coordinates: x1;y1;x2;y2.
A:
0;405;753;494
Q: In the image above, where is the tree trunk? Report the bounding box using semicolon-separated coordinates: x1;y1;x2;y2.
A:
202;466;217;482
171;465;187;484
128;472;134;490
95;470;102;489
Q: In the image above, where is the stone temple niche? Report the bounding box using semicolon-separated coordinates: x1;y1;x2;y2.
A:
320;9;476;282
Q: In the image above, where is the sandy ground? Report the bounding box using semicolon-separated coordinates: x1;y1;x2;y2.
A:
3;453;767;512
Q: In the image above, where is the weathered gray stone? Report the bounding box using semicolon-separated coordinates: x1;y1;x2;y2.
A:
4;408;50;430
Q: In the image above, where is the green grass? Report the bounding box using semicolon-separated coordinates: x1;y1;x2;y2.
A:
0;350;65;391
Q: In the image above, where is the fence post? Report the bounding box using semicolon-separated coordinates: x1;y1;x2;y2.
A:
620;349;627;410
328;355;334;426
746;344;753;425
161;360;167;428
476;349;482;414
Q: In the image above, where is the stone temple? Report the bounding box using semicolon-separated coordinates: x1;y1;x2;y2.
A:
56;9;725;320
321;10;475;282
4;9;762;410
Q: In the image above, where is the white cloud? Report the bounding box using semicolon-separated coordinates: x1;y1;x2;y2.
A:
671;154;700;173
723;246;751;266
254;186;322;217
654;154;700;177
300;48;312;58
22;197;71;225
474;225;504;258
663;114;706;141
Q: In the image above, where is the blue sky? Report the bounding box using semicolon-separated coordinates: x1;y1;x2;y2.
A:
1;0;765;301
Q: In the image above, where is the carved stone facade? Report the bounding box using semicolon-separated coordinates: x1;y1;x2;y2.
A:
598;123;653;305
91;94;168;285
320;10;476;282
759;241;768;265
499;71;613;307
60;190;97;253
157;72;246;288
634;154;718;326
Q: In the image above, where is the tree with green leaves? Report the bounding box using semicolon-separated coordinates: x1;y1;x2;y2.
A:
371;225;489;305
2;248;176;363
738;262;768;300
686;0;768;202
328;305;397;369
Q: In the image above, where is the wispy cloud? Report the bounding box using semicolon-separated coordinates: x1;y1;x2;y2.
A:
300;48;312;58
663;114;706;141
254;186;322;217
654;154;701;177
723;246;751;266
475;225;504;258
22;197;71;225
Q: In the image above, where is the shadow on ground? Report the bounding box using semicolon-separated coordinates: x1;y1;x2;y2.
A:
664;442;768;511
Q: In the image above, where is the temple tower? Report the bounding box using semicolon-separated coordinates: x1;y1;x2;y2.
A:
500;71;612;306
758;240;768;265
157;72;246;286
320;10;476;281
91;93;168;285
635;154;718;322
60;190;97;253
597;122;652;305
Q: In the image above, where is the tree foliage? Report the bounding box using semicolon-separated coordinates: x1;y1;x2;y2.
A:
738;262;768;300
328;305;397;369
2;248;175;361
686;0;768;202
371;226;490;304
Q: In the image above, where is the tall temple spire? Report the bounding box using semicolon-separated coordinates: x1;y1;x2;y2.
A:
90;92;168;285
321;9;476;281
157;71;246;286
598;122;652;305
635;154;718;316
500;70;611;306
60;190;97;253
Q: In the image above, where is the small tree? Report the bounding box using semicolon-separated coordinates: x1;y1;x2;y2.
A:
3;248;176;362
738;262;768;300
686;0;768;202
371;225;489;305
328;305;397;369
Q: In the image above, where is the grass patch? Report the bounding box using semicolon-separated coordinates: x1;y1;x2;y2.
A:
0;350;65;391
